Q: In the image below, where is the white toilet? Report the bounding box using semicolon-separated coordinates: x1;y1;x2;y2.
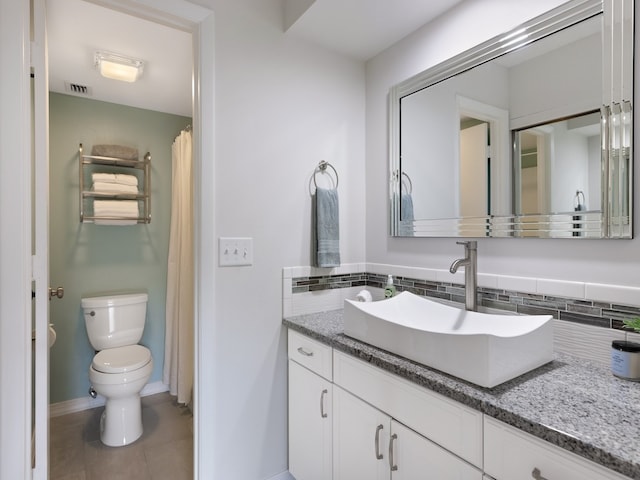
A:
82;292;153;447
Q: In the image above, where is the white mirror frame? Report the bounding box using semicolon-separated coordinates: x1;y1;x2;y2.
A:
389;0;633;239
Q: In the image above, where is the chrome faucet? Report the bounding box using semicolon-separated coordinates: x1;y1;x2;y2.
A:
449;241;477;311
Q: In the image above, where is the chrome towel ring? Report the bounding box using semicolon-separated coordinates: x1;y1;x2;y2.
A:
313;160;339;190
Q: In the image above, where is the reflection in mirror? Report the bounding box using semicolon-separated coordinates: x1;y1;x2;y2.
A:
514;111;601;237
390;0;633;238
514;111;600;216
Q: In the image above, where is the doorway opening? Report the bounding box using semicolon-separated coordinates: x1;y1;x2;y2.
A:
38;0;202;478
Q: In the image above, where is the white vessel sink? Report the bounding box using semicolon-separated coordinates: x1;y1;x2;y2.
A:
343;291;553;388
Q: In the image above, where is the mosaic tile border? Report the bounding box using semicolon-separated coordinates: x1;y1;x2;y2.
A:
291;272;640;331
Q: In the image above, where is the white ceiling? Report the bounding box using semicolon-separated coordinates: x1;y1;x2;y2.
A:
47;0;193;117
286;0;464;60
47;0;463;116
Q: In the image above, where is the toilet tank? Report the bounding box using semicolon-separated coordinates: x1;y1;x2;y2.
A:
82;293;148;351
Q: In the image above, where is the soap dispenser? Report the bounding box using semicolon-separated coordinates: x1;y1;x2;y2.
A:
384;275;396;298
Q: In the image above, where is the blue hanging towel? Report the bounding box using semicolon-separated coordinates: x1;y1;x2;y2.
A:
314;187;341;267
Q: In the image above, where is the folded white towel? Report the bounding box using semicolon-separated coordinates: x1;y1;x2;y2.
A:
94;200;139;218
92;182;139;195
92;173;116;183
115;174;138;186
93;200;138;225
91;173;138;187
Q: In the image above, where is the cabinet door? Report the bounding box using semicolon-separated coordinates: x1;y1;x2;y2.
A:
333;386;390;480
289;360;332;480
390;421;483;480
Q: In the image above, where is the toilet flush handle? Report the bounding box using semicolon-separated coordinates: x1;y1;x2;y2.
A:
48;286;64;300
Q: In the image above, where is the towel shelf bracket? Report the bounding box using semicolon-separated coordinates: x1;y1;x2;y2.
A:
79;143;151;224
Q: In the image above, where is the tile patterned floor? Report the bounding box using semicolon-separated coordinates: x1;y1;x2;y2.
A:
49;392;193;480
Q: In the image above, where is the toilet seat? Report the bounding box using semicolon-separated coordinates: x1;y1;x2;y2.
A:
92;345;151;374
89;354;153;386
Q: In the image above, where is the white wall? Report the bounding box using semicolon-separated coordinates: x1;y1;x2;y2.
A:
365;0;640;286
208;0;365;477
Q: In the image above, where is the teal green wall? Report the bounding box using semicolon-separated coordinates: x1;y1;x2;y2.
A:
49;92;191;403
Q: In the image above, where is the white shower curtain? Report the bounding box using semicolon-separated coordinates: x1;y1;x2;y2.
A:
163;128;194;406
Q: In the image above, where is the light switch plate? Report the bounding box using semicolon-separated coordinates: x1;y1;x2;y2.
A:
219;237;253;266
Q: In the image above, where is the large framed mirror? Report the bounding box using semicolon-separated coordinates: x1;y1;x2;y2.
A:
389;0;633;238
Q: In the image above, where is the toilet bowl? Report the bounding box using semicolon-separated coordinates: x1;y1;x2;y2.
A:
82;293;153;447
89;345;152;446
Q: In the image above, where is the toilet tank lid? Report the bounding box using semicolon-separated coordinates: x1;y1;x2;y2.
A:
81;292;148;309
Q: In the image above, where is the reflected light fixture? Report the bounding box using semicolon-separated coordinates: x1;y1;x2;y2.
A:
94;51;144;83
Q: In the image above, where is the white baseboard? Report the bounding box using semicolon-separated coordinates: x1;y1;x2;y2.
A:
49;380;169;418
265;471;294;480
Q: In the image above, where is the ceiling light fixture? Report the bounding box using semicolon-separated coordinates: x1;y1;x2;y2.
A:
94;51;144;83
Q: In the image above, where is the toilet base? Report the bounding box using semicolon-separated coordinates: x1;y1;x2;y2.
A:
100;394;143;447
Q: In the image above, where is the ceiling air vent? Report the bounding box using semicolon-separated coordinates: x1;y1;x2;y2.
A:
64;82;93;96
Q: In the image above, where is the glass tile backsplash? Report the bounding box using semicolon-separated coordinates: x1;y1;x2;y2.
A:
291;272;640;332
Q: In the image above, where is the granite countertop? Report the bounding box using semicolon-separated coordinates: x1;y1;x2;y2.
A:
284;309;640;479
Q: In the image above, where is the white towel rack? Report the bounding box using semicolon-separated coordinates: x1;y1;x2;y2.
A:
78;143;151;224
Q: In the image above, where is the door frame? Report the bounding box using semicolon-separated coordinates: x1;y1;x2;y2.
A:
0;0;217;478
32;0;50;477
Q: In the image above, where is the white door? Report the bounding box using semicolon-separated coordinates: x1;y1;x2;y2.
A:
288;361;332;480
32;0;52;478
333;386;390;480
0;1;35;478
390;421;482;479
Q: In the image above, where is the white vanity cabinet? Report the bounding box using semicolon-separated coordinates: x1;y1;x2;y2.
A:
288;331;333;480
484;417;629;480
287;328;635;480
288;330;483;479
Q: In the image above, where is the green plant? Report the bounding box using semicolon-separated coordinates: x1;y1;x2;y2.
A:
622;317;640;333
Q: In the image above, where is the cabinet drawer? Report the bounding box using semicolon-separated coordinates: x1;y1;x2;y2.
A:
333;350;483;468
484;417;628;480
288;329;332;381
